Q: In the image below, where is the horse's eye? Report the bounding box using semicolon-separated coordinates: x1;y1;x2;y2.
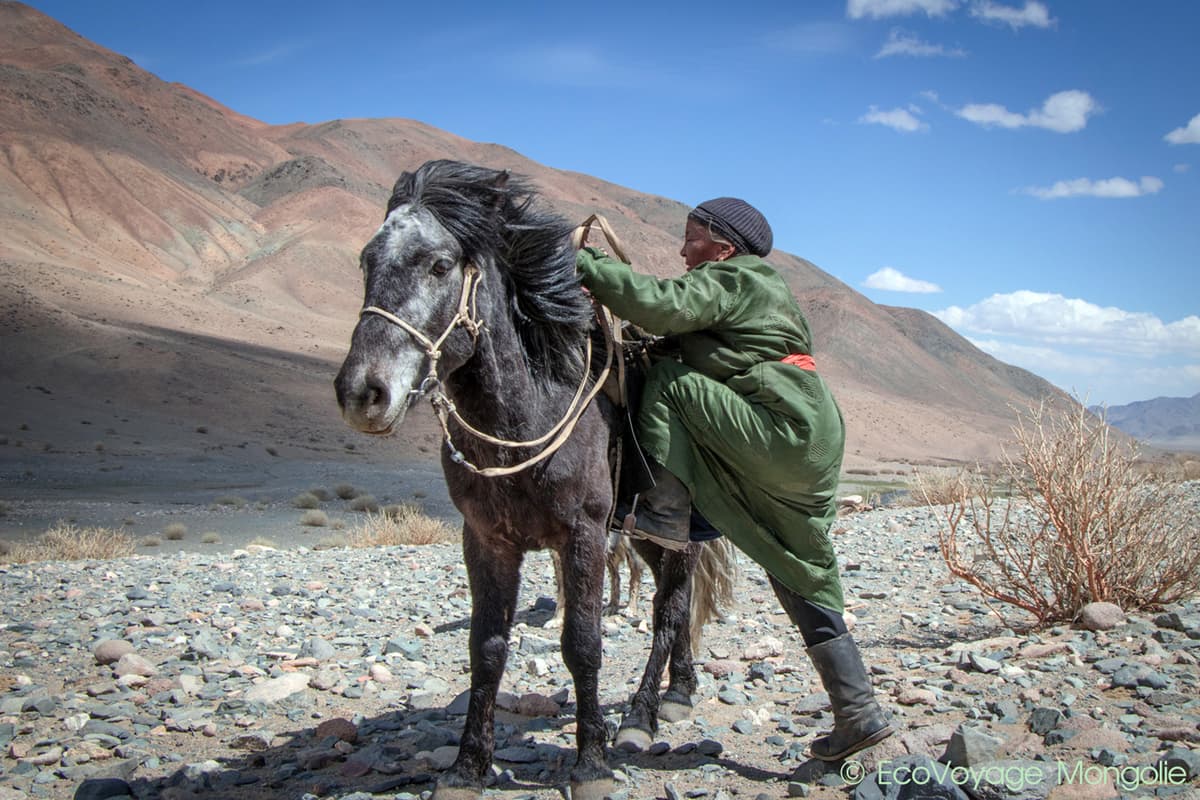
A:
431;258;453;277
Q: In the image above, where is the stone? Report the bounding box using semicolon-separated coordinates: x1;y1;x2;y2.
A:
72;778;134;800
942;723;1004;767
112;653;156;678
244;673;310;704
315;717;357;743
1077;603;1125;632
92;640;134;666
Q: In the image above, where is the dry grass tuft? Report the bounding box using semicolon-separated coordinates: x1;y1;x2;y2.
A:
292;492;321;509
334;484;360;500
300;510;330;527
201;532;222;544
309;487;333;502
348;505;458;547
164;523;187;540
0;524;135;564
348;494;380;513
140;536;162;547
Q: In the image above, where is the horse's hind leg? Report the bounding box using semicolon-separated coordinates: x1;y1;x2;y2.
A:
559;527;615;798
615;541;700;752
434;525;522;800
603;530;624;616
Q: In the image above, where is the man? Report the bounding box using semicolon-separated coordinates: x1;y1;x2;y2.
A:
576;198;892;761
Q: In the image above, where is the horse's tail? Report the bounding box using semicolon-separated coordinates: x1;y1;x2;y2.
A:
689;537;739;656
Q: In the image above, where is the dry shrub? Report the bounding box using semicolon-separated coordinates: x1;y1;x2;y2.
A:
1;524;135;564
911;467;976;506
292;492;321;509
349;505;458;547
301;510;330;527
164;523;187;540
314;534;350;550
309;487;333;502
334;484;360;500
140;536;162;548
348;494;379;513
248;536;277;549
201;532;221;544
924;398;1200;628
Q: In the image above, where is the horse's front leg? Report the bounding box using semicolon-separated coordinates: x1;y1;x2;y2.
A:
558;522;615;799
434;523;522;800
615;542;701;752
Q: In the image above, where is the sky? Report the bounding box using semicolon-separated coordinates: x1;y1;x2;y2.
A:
22;0;1200;407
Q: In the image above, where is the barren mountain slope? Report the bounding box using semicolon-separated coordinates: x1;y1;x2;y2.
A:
0;1;1065;475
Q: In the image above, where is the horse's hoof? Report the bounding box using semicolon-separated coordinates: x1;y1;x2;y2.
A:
570;777;616;800
613;725;652;753
658;699;693;723
431;785;483;800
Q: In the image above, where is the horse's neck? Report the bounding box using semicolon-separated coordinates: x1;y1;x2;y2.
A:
444;311;569;439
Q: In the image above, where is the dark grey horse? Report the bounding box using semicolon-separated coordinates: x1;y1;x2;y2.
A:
335;160;729;800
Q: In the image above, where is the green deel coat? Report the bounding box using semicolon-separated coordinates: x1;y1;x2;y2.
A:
576;248;846;611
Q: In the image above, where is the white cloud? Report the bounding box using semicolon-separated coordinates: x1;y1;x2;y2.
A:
860;105;929;132
957;90;1099;133
876;28;967;58
1174;164;1192;174
1021;176;1164;199
847;0;958;18
969;1;1054;29
934;291;1200;357
1165;113;1200;145
863;267;943;293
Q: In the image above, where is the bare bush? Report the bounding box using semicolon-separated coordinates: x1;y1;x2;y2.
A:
201;532;221;544
1;524;135;564
164;523;187;540
349;505;458;547
348;494;380;513
334;484;360;500
300;510;330;527
922;399;1200;627
292;492;321;509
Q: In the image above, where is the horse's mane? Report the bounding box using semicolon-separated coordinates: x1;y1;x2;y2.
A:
387;160;593;382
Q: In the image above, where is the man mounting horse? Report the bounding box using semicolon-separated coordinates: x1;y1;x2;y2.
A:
335;160;891;799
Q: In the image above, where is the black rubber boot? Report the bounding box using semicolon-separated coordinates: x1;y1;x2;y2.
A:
806;633;893;761
622;461;690;552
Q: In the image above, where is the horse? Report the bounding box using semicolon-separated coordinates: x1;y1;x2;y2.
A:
335;159;734;800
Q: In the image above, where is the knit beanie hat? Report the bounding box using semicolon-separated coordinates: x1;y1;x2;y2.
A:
689;197;773;257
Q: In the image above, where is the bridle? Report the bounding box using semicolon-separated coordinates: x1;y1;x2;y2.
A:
359;261;615;478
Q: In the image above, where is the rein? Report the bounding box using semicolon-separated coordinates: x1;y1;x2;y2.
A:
359;258;617;478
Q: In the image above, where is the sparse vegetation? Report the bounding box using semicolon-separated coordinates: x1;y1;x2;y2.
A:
0;524;135;564
334;484;360;500
292;492;321;509
140;535;162;547
201;532;221;544
923;398;1200;628
164;523;187;540
348;505;458;547
300;510;330;527
309;487;333;502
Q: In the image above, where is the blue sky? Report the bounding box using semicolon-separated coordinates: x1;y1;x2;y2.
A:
23;0;1200;406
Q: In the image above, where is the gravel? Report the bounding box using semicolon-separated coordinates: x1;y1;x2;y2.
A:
1;505;1197;799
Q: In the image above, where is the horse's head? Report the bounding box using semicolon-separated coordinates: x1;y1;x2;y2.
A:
335;201;481;435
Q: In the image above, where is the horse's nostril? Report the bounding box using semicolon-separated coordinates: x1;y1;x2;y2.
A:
364;377;389;410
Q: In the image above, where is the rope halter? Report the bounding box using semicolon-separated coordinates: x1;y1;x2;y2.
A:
358;262;614;478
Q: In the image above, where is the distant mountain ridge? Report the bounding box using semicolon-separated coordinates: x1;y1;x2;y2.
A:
1094;394;1200;452
0;1;1070;471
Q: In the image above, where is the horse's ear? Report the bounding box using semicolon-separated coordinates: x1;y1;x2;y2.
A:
489;170;511;213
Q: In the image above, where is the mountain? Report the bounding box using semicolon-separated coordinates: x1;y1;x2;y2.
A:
1095;394;1200;453
0;1;1069;476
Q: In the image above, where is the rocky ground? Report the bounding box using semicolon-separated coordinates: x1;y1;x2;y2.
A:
1;504;1198;800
